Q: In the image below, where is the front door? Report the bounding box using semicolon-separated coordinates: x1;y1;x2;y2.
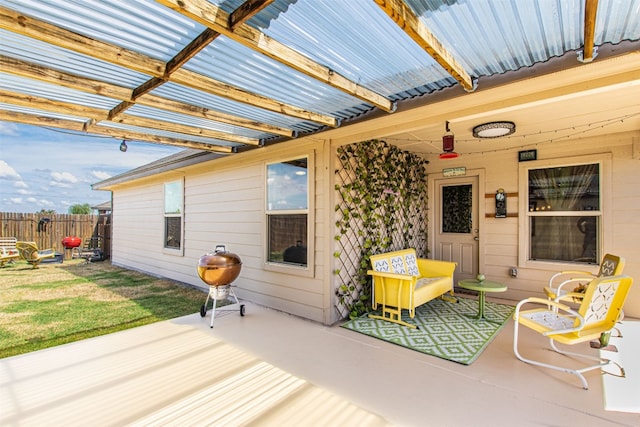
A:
434;176;479;282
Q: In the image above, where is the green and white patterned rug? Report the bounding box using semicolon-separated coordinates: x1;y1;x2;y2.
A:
341;297;515;365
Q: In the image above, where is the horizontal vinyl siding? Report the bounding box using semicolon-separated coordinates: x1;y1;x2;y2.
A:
110;140;329;323
610;138;640;318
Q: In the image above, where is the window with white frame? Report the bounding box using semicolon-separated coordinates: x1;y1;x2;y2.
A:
266;157;308;266
164;179;183;251
526;162;600;264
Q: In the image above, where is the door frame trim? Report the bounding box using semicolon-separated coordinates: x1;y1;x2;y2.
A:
428;168;486;270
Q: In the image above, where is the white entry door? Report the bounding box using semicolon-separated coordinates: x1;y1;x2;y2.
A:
434;176;479;282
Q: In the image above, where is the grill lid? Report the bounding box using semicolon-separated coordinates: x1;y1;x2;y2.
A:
197;245;242;287
198;245;241;268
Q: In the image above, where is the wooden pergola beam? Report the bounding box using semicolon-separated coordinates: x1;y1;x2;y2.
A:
0;110;235;153
0;5;336;127
156;0;396;112
107;26;222;120
228;0;274;30
0;55;294;137
582;0;599;63
372;0;475;91
111;115;262;146
0;89;107;120
0;88;261;145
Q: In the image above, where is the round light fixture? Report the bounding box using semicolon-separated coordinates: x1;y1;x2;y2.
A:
472;121;516;138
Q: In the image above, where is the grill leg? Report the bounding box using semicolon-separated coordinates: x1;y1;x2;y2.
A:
210;296;218;328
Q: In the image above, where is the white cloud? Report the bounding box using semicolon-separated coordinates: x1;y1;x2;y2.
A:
14;181;28;189
0;160;22;180
10;197;23;204
49;181;73;188
16;188;31;195
91;170;112;180
0;122;20;136
51;171;79;184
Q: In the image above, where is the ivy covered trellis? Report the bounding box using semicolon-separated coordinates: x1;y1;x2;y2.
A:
334;140;429;319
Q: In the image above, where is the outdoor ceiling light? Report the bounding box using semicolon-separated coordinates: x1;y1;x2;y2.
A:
472;121;516;138
119;140;128;152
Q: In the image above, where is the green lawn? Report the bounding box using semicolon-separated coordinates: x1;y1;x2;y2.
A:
0;259;212;358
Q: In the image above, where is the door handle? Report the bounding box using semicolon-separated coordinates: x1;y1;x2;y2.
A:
474;237;479;241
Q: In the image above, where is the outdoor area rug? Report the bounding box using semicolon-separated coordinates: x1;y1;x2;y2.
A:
341;297;515;365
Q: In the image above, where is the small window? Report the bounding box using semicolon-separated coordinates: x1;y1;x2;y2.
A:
164;180;183;250
266;158;308;266
527;163;600;264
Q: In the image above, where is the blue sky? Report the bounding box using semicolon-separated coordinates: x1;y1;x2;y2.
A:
0;122;182;213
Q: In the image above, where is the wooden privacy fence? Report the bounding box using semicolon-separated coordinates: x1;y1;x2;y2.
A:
0;212;111;260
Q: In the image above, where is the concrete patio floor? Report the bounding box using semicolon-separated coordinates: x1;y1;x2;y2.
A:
1;299;639;427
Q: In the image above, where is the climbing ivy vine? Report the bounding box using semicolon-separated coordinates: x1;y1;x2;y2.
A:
334;140;429;319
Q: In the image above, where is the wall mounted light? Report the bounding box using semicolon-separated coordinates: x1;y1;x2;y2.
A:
119;140;128;152
472;121;516;138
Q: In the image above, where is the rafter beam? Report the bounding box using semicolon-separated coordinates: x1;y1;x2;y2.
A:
107;26;221;120
1;55;294;137
0;89;107;120
0;6;336;126
111;115;262;145
581;0;599;63
0;110;235;153
111;2;273;119
0;88;261;145
228;0;274;30
372;0;475;92
156;0;396;112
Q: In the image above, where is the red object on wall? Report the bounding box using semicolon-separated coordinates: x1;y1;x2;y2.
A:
62;236;82;249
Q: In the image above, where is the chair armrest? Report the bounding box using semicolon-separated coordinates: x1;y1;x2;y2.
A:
548;270;596;287
555;292;585;303
554;277;591;295
367;270;415;282
416;259;456;278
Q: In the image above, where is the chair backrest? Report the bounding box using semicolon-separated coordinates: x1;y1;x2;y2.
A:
370;248;420;277
597;254;625;277
16;241;39;261
576;275;633;334
1;237;18;254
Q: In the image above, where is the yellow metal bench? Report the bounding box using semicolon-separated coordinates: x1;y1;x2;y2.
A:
368;248;457;328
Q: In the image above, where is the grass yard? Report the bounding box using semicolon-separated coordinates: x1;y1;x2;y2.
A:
0;259;210;358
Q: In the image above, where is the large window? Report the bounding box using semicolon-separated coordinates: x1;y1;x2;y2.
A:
527;162;600;264
266;158;308;266
164;180;183;251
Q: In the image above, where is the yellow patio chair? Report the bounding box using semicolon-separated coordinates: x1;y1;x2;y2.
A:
543;253;625;303
16;241;56;269
513;274;633;389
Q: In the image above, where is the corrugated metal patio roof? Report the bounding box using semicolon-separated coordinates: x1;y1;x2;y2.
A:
1;0;639;153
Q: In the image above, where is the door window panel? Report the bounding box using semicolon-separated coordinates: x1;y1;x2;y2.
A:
442;184;472;233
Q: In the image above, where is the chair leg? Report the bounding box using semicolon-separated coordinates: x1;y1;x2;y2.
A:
513;321;596;390
548;339;623;380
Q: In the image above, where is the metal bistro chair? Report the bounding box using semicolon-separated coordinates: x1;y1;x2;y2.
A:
543;253;625;303
513;274;633;389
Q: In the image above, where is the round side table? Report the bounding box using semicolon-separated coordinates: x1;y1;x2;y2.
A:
457;279;507;322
